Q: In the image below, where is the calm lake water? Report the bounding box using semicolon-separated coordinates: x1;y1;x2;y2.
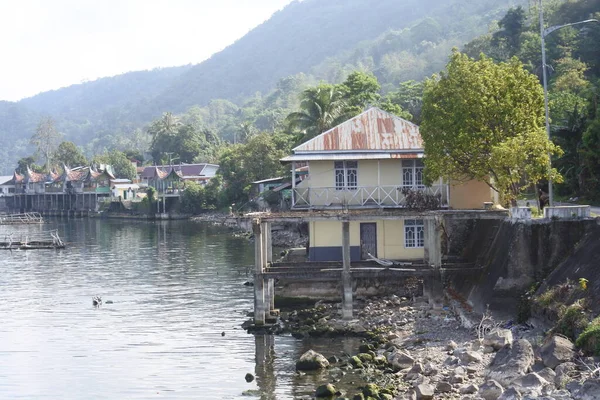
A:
0;219;358;399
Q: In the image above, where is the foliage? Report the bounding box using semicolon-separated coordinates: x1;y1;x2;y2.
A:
30;116;63;172
146;187;156;202
54;141;87;168
92;150;136;180
217;132;292;206
576;316;600;356
286;84;349;141
16;156;43;174
420;51;563;204
554;300;589;341
180;181;206;214
400;188;441;211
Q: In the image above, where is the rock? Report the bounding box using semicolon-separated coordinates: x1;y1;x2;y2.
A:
388;349;415;370
460;384;479;394
415;383;434;400
328;355;341;364
446;340;458;351
436;381;452;393
479;379;504;400
540;335;575;369
511;372;548;396
315;383;337;398
456;348;483;364
423;362;438;376
244;373;254;383
555;362;577;388
362;383;379;397
410;363;424;374
497;387;522;400
488;339;534;387
484;345;495;354
350;356;364;369
577;379;600;400
536;367;557;386
296;350;330;371
483;328;514;351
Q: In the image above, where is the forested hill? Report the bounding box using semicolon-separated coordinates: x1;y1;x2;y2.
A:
1;0;523;173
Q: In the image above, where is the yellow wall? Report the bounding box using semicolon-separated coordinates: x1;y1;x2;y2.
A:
310;219;424;260
449;179;494;209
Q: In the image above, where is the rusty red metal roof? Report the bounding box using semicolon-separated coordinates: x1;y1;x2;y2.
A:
26;168;47;183
293;107;423;153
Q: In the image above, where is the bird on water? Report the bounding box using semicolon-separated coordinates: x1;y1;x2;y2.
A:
92;296;102;307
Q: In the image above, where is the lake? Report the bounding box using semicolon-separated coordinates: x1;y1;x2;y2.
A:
0;219;358;399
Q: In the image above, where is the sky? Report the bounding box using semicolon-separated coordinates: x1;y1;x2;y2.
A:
0;0;294;102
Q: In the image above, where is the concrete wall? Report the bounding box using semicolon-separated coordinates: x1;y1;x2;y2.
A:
449;179;494;210
309;219;425;261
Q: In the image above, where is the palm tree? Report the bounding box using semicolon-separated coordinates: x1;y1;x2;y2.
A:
286;84;349;142
147;112;181;147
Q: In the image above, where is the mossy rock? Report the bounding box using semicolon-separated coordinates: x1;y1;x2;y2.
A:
576;317;600;355
315;383;337;398
362;383;379;397
350;356;363;368
379;394;393;400
357;353;374;363
359;343;375;353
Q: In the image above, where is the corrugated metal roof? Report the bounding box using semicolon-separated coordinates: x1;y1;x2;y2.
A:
281;152;422;162
293;107;422;153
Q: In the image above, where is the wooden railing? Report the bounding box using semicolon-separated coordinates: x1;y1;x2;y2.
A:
292;185;449;209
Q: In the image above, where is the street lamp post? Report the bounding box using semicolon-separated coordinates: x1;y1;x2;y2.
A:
538;0;599;207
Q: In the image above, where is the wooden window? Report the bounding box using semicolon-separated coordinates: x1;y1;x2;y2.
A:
334;161;358;190
402;159;425;189
404;219;424;248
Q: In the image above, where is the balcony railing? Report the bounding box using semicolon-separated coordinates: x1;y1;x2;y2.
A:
292;185;449;209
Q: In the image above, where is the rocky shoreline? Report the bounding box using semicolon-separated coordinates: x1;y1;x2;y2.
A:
245;295;600;400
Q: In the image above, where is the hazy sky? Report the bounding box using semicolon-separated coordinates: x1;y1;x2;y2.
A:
0;0;294;102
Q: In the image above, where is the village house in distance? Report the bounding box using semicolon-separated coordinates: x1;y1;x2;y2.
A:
0;162;219;215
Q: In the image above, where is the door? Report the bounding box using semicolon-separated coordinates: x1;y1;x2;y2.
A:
360;223;377;260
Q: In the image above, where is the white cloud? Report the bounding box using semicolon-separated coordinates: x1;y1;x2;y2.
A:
0;0;293;101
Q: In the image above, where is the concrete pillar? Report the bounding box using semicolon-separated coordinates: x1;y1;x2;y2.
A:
261;222;272;315
264;222;275;312
253;220;266;325
341;220;353;320
424;217;442;268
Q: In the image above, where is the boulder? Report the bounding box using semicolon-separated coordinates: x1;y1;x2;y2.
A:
578;379;600;400
455;348;483;364
296;349;330;371
315;383;337;398
446;340;458;352
460;384;479;394
497;387;522;400
362;383;379;397
488;339;534;387
387;349;415;370
554;362;577;387
436;381;452;393
536;367;556;385
540;335;575;369
511;372;548;396
415;383;434;400
483;328;514;351
479;379;504;400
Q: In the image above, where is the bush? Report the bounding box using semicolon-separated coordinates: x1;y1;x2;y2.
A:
400;188;441;210
180;182;206;214
576;317;600;356
554;300;589;341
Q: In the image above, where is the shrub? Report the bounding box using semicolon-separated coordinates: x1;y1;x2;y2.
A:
576;317;600;356
554;300;589;341
400;188;441;211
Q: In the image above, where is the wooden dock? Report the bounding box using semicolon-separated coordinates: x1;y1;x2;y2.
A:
0;230;65;250
0;212;44;225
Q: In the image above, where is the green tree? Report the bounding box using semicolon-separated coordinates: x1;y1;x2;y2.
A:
218;132;291;205
492;6;527;56
30;116;63;172
420;51;563;204
54;141;87;168
93;150;136;181
146;112;181;149
180;181;206;214
16;156;43;174
286;84;348;141
340;71;381;114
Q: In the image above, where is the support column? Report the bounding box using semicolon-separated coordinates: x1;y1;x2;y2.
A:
424;216;444;308
291;161;296;208
424;216;442;268
261;222;272;315
341;220;353;320
265;221;275;313
253;220;266;325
